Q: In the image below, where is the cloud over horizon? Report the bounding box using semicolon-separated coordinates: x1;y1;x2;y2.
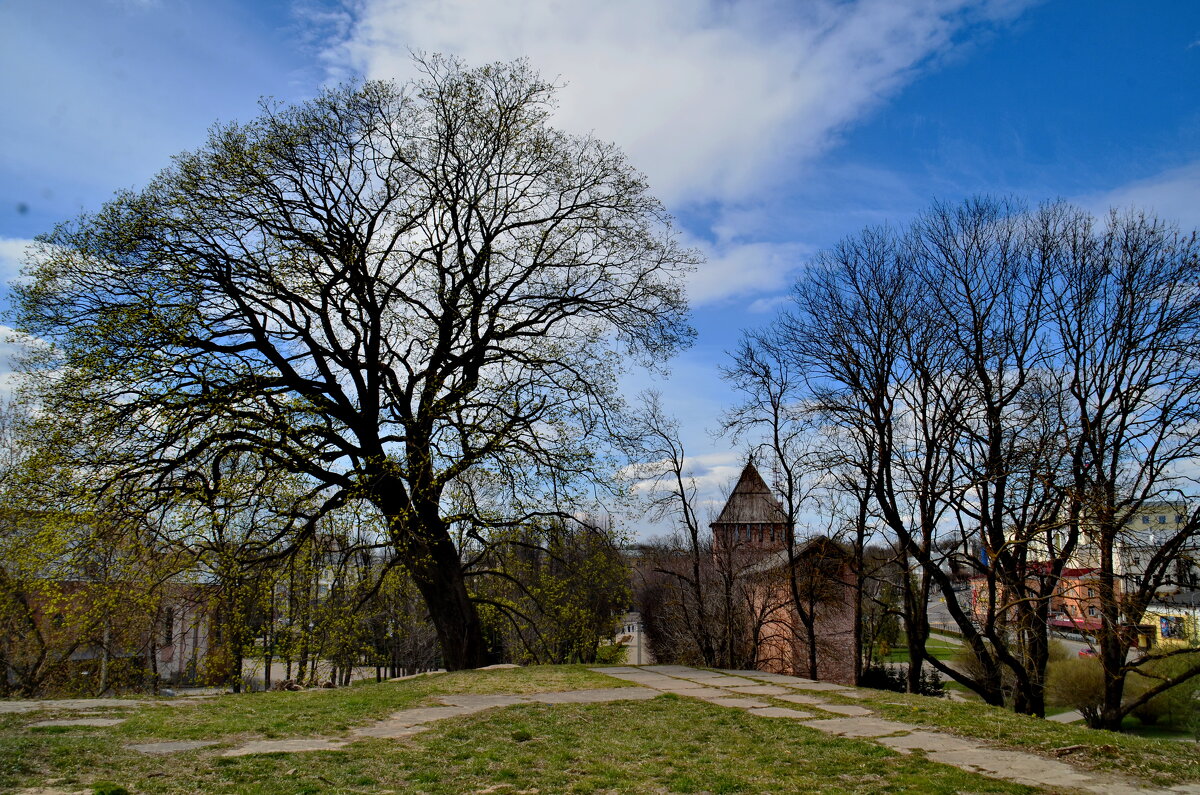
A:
330;0;1027;207
323;0;1030;305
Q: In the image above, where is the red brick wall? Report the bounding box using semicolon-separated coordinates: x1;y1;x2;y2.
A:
753;567;857;686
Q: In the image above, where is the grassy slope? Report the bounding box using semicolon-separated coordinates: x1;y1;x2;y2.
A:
836;687;1200;787
0;664;1192;793
879;635;962;663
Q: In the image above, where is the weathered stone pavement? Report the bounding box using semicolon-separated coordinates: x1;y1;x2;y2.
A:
154;686;657;757
14;666;1200;794
0;698;178;714
590;665;1200;795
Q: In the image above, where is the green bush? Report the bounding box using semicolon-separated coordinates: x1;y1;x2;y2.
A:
1045;658;1104;723
1047;639;1072;662
594;643;627;665
1126;652;1200;730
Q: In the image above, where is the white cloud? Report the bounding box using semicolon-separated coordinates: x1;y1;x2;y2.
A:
685;238;809;305
623;449;745;537
0;238;34;287
0;324;31;399
1083;161;1200;230
747;295;791;314
326;0;1028;209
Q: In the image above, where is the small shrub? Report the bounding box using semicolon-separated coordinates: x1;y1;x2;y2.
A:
860;662;905;693
593;643;627;666
1047;639;1072;663
919;667;945;697
92;783;130;795
860;663;943;696
511;729;533;742
1046;658;1104;724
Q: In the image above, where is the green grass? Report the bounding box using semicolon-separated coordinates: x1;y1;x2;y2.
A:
880;635;963;663
3;690;1034;794
843;687;1200;787
2;664;1195;793
112;664;624;741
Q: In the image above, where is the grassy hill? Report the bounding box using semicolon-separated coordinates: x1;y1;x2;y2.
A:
2;665;1197;794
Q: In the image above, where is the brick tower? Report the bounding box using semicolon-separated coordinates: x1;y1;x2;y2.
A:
711;461;790;554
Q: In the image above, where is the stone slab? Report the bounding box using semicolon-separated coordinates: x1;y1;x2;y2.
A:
379;705;482;725
697;696;771;709
128;740;221;754
720;684;792;695
387;670;446;682
350;723;431;740
740;674;821;685
660;687;730;699
29;718;125;728
832;689;869;699
747;706;811;719
529;687;658;704
640;665;700;674
783;682;848;692
927;747;1099;792
877;731;979;755
589;667;640;675
0;698;148;714
812;704;873;717
775;694;827;706
600;673;682;688
674;675;758;686
223;738;348;756
438;694;530;709
800;717;916;737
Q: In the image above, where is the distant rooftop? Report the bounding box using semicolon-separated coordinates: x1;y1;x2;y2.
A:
710;462;789;527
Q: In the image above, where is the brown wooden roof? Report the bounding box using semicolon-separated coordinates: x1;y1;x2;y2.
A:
710;462;789;526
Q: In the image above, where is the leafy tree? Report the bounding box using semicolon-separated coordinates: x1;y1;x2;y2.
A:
12;56;694;669
471;517;630;664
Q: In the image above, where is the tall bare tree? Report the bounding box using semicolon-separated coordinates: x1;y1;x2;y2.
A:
13;57;694;670
1043;207;1200;729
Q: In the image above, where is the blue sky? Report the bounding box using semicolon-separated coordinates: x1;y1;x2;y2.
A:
2;0;1198;533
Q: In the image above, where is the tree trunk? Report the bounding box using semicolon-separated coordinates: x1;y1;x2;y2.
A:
264;590;274;690
372;475;487;671
97;620;111;697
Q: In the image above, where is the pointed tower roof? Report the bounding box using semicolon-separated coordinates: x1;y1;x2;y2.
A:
710;462;789;526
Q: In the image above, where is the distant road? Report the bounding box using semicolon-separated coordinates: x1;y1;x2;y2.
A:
926;592;1097;657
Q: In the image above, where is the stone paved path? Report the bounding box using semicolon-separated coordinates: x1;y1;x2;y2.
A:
589;665;1200;795
0;697;192;714
134;686;660;757
15;668;1200;793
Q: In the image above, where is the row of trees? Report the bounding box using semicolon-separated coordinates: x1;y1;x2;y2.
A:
718;197;1200;729
0;399;629;696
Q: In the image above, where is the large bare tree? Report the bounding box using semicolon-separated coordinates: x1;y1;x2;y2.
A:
13;57;694;670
